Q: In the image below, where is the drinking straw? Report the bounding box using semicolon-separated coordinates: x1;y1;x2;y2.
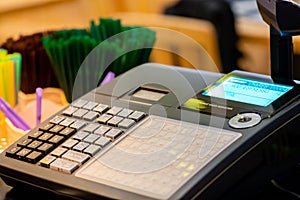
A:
1;32;59;94
0;97;31;131
36;87;42;126
0;49;7;57
1;60;16;107
7;52;22;99
0;50;23;106
0;63;5;104
42;18;156;102
100;71;115;86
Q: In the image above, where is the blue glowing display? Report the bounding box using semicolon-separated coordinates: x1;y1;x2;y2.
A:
202;76;293;106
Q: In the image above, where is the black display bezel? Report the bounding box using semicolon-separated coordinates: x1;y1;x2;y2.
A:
183;72;300;118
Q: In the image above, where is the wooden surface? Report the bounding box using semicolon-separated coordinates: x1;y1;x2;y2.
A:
235;18;270;75
236;17;300;75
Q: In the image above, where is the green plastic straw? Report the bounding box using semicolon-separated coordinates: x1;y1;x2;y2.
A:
42;18;156;102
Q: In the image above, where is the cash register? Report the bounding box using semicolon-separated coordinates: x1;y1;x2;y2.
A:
1;0;300;199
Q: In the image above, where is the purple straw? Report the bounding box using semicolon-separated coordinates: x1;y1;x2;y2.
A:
0;97;31;131
36;87;42;126
100;71;115;86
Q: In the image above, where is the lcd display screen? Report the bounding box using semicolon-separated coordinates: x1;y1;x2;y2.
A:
202;76;293;107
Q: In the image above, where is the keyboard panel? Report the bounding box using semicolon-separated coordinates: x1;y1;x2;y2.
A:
4;99;241;199
76;115;241;199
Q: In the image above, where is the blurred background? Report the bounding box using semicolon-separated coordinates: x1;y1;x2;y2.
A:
1;0;300;147
1;0;297;76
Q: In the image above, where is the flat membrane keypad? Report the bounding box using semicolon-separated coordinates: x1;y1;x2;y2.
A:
5;100;145;174
76;115;242;199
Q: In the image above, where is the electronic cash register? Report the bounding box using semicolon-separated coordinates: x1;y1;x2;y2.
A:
1;0;300;199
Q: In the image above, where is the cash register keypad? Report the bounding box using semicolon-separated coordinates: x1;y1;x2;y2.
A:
5;100;146;174
3;99;243;199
